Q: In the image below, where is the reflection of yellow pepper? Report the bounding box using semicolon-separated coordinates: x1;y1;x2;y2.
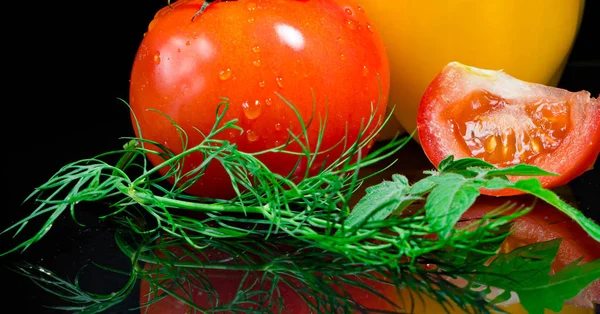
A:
396;288;595;314
357;0;586;139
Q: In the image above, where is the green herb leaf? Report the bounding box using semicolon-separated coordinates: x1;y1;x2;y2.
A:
409;176;437;195
438;156;495;174
505;178;600;242
424;174;481;235
428;156;600;242
484;164;558;177
342;174;418;231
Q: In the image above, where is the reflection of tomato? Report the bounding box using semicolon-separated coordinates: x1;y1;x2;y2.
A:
354;0;585;138
417;62;600;196
138;249;399;313
137;193;599;313
129;0;390;199
460;195;600;310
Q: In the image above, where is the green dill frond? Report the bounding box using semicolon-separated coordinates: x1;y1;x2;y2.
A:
2;94;598;313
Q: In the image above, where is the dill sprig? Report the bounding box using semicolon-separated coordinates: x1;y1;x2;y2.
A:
2;95;599;314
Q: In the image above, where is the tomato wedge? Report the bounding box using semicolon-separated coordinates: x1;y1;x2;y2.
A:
417;62;600;196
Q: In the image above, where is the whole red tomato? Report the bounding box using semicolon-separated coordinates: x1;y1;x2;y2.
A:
129;0;390;199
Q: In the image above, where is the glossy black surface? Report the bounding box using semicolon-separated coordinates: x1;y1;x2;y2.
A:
2;1;598;313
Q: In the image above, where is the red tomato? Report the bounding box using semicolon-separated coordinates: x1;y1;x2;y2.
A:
460;195;600;308
129;0;390;199
416;62;600;196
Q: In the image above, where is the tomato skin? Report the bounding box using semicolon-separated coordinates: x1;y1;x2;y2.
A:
417;62;600;196
129;0;390;199
460;195;600;308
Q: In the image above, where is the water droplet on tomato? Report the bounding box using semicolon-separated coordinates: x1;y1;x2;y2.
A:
276;77;284;88
252;46;261;53
274;139;281;146
275;123;282;131
253;59;262;67
153;52;161;65
246;129;259;142
242;100;262;120
219;68;232;81
228;130;237;140
340;54;346;61
310;162;324;173
337;37;343;43
259;81;266;88
247;2;257;10
362;66;369;77
248;17;255;23
186;41;191;46
346;19;356;30
366;23;373;33
357;6;364;13
177;48;181;52
344;7;353;15
265;98;273;106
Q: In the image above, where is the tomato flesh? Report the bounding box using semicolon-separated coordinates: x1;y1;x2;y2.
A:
417;62;600;196
445;90;571;167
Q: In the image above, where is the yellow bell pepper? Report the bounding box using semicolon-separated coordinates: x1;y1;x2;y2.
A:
357;0;586;139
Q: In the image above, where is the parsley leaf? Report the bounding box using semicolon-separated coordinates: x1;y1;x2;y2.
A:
342;174;419;231
422;156;600;242
424;174;481;235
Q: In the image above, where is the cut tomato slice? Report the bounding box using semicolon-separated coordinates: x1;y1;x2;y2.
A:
417;62;600;196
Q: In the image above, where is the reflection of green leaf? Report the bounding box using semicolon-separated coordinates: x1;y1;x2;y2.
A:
470;239;600;314
519;258;600;313
473;239;559;291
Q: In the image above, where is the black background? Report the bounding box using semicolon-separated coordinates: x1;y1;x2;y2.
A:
2;1;599;313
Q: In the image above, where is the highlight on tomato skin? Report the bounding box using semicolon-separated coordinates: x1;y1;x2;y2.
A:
128;0;390;199
416;62;600;196
459;194;600;309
